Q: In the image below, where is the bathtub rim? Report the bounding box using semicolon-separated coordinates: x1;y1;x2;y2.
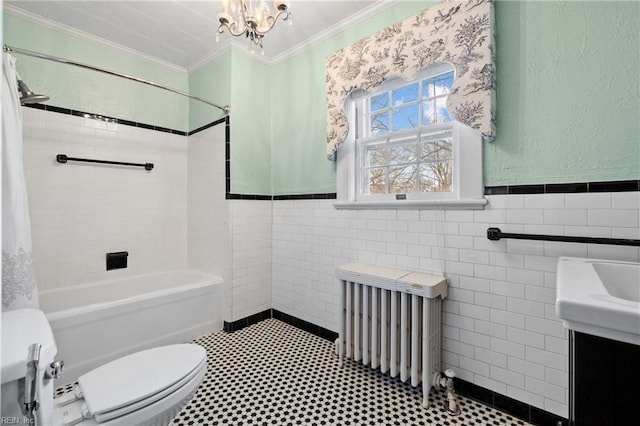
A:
40;269;223;325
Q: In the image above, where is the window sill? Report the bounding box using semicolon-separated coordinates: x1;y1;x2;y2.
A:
333;198;487;210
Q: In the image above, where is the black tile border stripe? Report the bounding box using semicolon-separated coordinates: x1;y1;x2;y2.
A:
24;103;230;137
223;310;567;425
225;193;338;200
24;103;191;136
485;180;639;195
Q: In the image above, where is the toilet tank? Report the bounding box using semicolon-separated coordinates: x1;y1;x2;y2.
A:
1;309;58;425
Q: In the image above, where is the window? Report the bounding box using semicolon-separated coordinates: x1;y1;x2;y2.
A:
335;63;485;209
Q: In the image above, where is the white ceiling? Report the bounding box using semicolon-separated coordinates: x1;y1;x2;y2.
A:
5;0;388;70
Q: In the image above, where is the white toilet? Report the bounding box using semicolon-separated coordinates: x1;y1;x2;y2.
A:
1;309;207;426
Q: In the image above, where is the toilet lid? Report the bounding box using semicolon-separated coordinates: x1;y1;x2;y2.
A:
78;344;206;419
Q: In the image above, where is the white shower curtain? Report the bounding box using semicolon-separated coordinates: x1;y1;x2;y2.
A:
2;52;39;310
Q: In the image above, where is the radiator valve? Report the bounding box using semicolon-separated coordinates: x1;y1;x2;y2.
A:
436;369;461;416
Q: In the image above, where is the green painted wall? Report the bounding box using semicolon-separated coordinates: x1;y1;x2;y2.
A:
189;51;231;131
189;49;271;195
228;50;272;195
4;12;190;132
269;0;640;193
270;1;435;195
486;0;640;186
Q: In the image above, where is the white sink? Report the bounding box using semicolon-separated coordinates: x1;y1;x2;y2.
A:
556;257;640;346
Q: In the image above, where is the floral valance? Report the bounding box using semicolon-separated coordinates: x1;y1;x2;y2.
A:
325;0;495;160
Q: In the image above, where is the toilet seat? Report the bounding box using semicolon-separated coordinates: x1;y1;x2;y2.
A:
55;344;207;426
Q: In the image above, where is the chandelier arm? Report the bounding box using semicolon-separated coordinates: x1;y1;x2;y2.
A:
219;21;248;37
253;10;289;36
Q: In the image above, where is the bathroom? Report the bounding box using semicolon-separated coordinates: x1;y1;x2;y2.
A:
1;1;638;425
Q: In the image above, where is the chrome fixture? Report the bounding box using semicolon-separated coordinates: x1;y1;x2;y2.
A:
17;79;49;105
46;359;64;380
23;343;42;423
216;0;291;55
436;369;461;416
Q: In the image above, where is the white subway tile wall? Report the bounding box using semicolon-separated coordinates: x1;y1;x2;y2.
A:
271;195;640;418
187;125;232;320
23;108;188;290
231;200;272;321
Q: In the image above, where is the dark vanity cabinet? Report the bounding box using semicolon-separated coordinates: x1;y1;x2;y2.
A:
571;331;640;425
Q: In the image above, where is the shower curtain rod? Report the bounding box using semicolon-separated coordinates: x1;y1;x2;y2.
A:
3;44;230;114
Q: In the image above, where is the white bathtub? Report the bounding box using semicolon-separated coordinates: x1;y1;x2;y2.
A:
38;269;224;385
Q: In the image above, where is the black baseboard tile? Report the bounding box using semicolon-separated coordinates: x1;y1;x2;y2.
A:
223;309;338;343
494;392;530;422
454;377;568;426
223;309;272;333
272;309;339;342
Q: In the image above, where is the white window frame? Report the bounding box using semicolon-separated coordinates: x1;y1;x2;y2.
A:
335;64;486;210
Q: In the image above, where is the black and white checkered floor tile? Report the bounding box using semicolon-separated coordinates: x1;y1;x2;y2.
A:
168;319;530;426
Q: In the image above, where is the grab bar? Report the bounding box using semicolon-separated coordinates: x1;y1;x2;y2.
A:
56;154;153;170
487;227;640;247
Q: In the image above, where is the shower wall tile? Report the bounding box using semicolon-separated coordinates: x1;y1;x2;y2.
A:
23;107;188;290
271;192;640;419
187;124;231;320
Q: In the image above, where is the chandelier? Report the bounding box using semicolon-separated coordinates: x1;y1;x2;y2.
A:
217;0;292;54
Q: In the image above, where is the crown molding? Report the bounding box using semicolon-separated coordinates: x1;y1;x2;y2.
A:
188;38;272;74
270;0;400;64
3;4;188;74
188;41;232;73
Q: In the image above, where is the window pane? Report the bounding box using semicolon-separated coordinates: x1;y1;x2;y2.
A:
435;97;453;123
389;165;417;193
392;104;419;131
422;100;435;125
365;144;387;167
419;161;452;192
366;167;387;194
433;71;454;96
370;112;389;135
370;93;389;112
421;134;453;162
389;137;417;165
392;82;419;106
423;79;435;98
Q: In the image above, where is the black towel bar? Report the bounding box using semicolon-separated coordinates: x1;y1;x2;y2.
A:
487;227;640;247
56;154;153;170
